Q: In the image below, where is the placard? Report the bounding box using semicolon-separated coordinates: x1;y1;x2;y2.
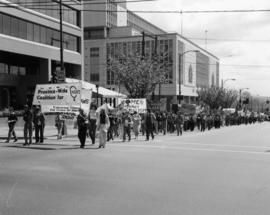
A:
118;98;147;113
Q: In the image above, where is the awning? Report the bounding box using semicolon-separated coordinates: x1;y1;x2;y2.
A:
65;78;127;98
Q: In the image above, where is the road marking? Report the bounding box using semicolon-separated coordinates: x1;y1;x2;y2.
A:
162;142;270;150
112;143;269;155
6;181;18;208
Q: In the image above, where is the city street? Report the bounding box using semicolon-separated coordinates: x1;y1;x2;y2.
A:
1;123;270;215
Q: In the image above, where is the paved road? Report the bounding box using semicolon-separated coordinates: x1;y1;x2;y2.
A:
1;123;270;215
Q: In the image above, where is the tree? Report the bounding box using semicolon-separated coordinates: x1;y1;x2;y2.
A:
107;53;169;98
197;86;238;110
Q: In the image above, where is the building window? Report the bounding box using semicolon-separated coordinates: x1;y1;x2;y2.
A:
3;14;11;35
0;12;80;53
90;73;99;82
90;47;100;82
10;65;19;75
10;0;79;27
0;63;8;74
27;22;34;41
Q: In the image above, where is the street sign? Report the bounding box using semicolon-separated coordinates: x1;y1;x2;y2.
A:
55;66;65;83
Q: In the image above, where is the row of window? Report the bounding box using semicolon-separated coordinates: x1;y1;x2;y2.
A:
0;12;80;52
106;40;174;84
89;47;100;82
84;28;105;40
0;62;35;76
8;0;79;26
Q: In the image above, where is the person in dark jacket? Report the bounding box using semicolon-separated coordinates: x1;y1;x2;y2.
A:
122;112;132;142
23;105;33;146
33;106;45;144
5;107;18;143
88;105;97;144
77;109;88;148
145;109;155;141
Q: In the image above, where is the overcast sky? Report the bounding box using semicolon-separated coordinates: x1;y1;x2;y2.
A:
127;0;270;97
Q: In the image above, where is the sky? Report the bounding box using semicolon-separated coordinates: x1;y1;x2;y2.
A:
127;0;270;97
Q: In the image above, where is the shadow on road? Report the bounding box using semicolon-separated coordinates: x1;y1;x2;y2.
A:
2;144;102;151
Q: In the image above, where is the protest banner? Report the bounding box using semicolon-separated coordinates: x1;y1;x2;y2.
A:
80;88;92;115
118;98;147;113
33;83;92;117
33;83;81;106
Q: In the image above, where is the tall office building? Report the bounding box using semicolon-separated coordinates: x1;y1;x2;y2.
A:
84;0;219;104
0;0;83;109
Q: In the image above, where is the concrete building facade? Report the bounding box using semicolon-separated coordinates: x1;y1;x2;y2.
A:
0;0;83;109
84;0;219;105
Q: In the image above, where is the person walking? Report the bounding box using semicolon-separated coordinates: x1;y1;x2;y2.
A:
107;113;115;142
161;112;167;135
5;107;18;143
23;105;33;146
145;109;155;141
55;113;64;139
122;112;132;142
97;109;110;148
33;106;45;144
201;114;206;132
77;109;88;149
132;111;141;139
88;105;97;144
175;112;183;136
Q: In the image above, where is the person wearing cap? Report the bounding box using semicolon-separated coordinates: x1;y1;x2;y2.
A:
77;108;88;148
23;105;33;146
5;107;18;143
33;106;45;144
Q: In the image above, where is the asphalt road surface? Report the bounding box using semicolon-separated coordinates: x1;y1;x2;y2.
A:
1;123;270;215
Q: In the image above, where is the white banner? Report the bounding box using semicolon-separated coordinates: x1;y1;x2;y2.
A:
33;83;92;115
118;98;147;113
33;83;82;106
81;89;92;115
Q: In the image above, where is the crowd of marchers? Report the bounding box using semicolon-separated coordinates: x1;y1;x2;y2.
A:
4;104;269;149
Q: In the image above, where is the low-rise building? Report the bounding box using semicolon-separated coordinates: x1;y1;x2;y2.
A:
84;0;219;105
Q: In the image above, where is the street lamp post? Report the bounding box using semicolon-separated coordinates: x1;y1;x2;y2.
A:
222;78;236;88
178;50;199;104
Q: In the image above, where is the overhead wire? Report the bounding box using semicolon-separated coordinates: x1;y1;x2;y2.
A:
0;0;156;7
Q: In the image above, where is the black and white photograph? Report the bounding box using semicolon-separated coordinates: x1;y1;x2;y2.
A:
1;0;270;214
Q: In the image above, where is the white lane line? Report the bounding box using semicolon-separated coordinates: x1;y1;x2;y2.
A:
161;142;270;150
6;181;18;208
112;143;270;155
112;140;270;150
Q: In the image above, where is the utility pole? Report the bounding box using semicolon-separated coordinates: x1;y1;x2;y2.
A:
141;31;145;58
59;0;65;83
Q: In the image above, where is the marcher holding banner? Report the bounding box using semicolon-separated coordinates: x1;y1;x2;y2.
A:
55;113;64;139
132;111;141;139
